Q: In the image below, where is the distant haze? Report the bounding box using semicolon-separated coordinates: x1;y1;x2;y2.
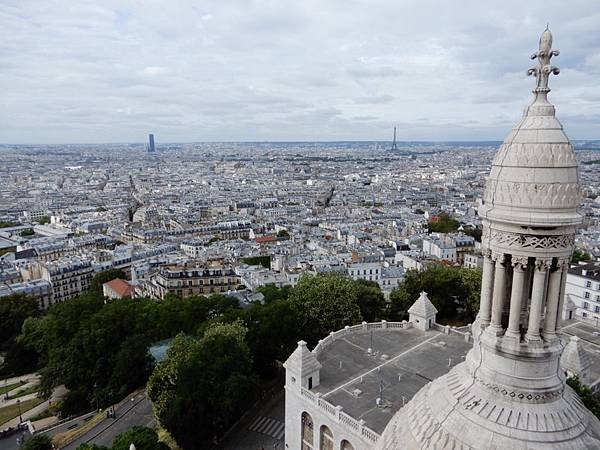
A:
1;0;599;144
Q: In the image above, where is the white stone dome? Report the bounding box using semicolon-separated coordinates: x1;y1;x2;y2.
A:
478;30;582;228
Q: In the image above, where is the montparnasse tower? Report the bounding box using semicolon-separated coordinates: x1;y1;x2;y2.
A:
376;28;600;449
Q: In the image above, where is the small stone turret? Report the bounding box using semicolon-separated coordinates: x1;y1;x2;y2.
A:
283;340;322;391
408;291;437;331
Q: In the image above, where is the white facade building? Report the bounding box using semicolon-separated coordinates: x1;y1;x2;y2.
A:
563;262;600;323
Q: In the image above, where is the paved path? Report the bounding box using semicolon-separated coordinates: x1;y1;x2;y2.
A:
0;387;40;408
0;374;39;388
1;399;50;429
61;392;154;450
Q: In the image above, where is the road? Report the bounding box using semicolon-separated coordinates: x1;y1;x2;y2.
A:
220;388;285;450
61;393;154;450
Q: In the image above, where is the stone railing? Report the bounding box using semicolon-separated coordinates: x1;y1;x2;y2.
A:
432;322;473;343
301;387;380;444
312;320;413;356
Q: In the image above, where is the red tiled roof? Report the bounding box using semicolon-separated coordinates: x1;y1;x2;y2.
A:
255;235;277;244
103;278;134;298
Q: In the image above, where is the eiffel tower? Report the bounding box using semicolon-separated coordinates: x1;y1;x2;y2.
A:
390;126;398;151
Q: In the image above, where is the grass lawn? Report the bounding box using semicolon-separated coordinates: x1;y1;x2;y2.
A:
0;397;45;425
12;384;41;399
0;381;25;396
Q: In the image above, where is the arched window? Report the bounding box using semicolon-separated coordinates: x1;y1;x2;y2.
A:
301;412;314;450
320;425;334;450
340;439;355;450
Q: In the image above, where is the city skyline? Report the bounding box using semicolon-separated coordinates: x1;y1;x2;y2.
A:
2;0;600;144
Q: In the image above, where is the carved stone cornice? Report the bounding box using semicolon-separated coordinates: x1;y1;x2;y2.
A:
482;228;574;252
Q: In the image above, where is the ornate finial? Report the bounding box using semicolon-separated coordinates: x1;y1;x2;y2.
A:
527;27;560;95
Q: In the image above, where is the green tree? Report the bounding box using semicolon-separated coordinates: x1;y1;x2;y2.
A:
388;265;481;324
355;279;386;322
258;284;290;304
241;255;271;269
567;376;600;418
75;444;108;450
111;426;168;450
38;216;51;225
20;434;52;450
0;294;40;350
288;273;362;344
277;229;290;239
91;268;128;293
20;228;35;237
14;290;243;411
0;220;18;228
463;227;482;243
571;249;592;264
461;267;483;318
0;340;39;377
147;322;259;449
427;213;460;233
240;299;300;378
387;286;413;321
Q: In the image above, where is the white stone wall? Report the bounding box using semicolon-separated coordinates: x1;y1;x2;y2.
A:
564;272;600;323
285;386;374;450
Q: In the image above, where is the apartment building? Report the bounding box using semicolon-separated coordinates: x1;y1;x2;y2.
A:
143;262;242;300
563;262;600;324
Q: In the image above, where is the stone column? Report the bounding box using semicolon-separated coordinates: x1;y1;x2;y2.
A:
505;257;527;340
542;264;562;341
521;261;531;312
478;251;494;327
488;253;507;335
555;261;569;332
525;259;550;343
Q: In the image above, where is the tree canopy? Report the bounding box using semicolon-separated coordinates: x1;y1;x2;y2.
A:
355;279;386;322
427;213;460;233
241;255;271;269
567;376;600;419
388;264;482;324
572;249;592;264
0;294;41;376
20;434;52;450
289;273;363;344
14;292;241;415
75;426;167;450
0;293;40;351
111;426;169;450
147;322;259;449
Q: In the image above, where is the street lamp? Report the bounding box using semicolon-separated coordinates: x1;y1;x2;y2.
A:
17;398;22;424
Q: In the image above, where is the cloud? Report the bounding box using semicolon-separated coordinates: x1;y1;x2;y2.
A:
0;0;599;143
137;66;168;77
347;66;403;79
353;95;395;104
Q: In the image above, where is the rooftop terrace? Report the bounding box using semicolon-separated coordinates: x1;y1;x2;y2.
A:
308;323;472;435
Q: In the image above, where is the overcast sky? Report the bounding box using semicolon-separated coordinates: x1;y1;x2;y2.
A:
1;0;599;144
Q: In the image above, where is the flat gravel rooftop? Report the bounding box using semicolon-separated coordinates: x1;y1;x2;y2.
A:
312;327;471;434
